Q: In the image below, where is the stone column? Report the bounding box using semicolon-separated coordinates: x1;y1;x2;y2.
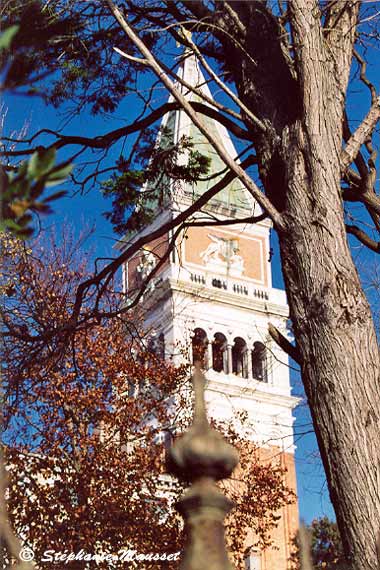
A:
207;341;213;371
167;366;239;570
246;348;253;379
227;344;233;374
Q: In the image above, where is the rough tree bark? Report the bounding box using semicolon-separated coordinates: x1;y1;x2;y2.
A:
281;152;380;570
280;4;380;569
222;1;380;569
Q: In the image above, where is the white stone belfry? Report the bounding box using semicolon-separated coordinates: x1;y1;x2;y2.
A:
118;52;299;570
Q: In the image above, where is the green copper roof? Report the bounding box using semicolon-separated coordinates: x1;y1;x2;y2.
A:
187;117;250;211
143;61;253;214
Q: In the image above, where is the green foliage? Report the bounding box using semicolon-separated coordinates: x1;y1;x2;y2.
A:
309;517;346;569
2;2;211;238
1;1;83;95
1;5;77;238
1;0;143;114
102;131;211;235
102;169;151;235
293;517;347;570
148;133;211;183
1;148;72;238
0;25;20;51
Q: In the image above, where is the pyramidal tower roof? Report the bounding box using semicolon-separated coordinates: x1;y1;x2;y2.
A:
157;51;256;214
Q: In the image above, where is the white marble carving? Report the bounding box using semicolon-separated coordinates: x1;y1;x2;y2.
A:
200;234;244;276
136;250;156;289
200;234;224;264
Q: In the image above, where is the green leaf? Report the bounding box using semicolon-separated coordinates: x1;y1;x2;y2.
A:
45;163;73;186
14;226;34;238
27;148;57;179
37;147;57;175
16;213;33;226
1;219;21;231
9;199;31;218
0;25;20;51
27;151;42;179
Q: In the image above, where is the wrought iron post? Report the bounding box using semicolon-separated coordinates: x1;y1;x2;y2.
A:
167;364;239;570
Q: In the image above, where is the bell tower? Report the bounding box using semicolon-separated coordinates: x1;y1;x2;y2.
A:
118;52;299;570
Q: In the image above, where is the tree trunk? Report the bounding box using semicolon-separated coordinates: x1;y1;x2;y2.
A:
222;2;380;566
278;124;380;570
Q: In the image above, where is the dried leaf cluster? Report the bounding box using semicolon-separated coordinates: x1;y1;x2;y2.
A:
2;232;294;569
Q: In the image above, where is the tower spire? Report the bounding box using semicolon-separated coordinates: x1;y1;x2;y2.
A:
119;49;300;570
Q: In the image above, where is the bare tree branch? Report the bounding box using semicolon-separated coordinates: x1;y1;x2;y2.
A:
343;111;369;183
268;323;302;365
115;44;246;127
346;224;380;253
224;2;246;36
3;100;252;159
184;213;268;229
353;48;377;104
182;32;267;133
341;97;380;173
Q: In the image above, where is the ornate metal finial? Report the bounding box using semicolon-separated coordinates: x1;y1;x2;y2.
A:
167;363;239;570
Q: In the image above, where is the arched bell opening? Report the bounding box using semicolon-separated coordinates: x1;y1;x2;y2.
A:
192;328;208;369
232;337;248;378
212;332;228;373
251;341;267;382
